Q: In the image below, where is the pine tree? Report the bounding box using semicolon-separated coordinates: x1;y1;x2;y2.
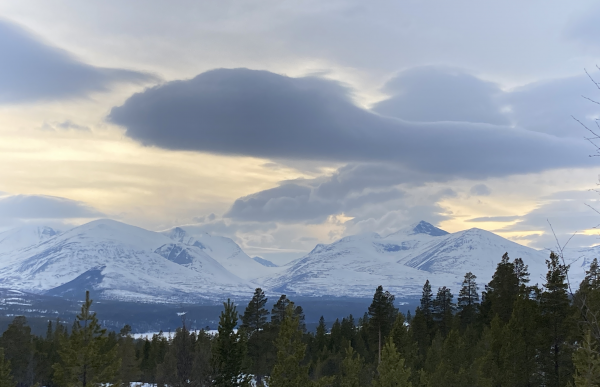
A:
0;316;33;387
271;295;292;326
481;252;519;324
432;287;454;337
338;344;362;387
241;288;269;333
372;337;412;387
368;286;397;364
117;325;140;383
212;299;251;387
540;251;575;387
53;291;121;387
156;318;196;387
457;272;479;329
575;258;600;340
268;304;312;387
315;316;328;354
0;349;14;387
573;329;600;387
420;280;434;318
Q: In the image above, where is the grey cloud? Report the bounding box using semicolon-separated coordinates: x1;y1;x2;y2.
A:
467;216;520;223
502;74;600;138
0;19;157;103
225;163;410;223
373;66;508;125
470;184;491;196
109;68;592;180
0;194;104;219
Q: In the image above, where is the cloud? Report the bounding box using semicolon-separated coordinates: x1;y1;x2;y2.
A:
0;19;157;103
40;120;91;132
467;216;520;222
0;194;104;219
373;66;509;125
109;68;592;180
470;184;491;196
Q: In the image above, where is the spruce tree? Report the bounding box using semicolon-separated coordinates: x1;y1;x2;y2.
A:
268;304;312;387
241;288;269;333
368;286;397;363
372;337;412;387
212;299;251;387
420;280;434;318
117;325;140;383
315;316;328;354
0;349;14;387
481;252;519;324
53;291;121;387
540;251;575;387
0;316;33;387
271;295;292;326
432;287;454;337
457;272;479;329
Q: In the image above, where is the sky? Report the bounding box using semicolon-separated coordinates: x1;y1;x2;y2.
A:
2;0;600;263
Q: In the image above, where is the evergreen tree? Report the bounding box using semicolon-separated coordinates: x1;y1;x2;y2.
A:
457;272;479;329
368;286;397;364
575;258;600;340
241;288;269;333
573;329;600;387
372;337;411;387
0;349;14;387
540;251;575;387
156;319;196;387
513;257;531;292
268;304;312;387
420;280;434;318
271;295;292;326
212;299;251;387
53;291;121;387
481;252;519;324
315;317;328;354
117;325;140;383
432;287;454;337
338;344;362;387
0;316;33;387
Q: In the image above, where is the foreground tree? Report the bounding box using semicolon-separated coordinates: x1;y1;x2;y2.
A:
573;329;600;387
268;304;311;387
212;299;251;387
457;272;479;329
0;349;14;387
53;291;120;387
372;337;411;387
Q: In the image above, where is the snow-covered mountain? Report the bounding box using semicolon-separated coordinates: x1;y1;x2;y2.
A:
160;226;270;281
0;219;594;303
0;219;258;302
0;225;60;255
262;221;575;298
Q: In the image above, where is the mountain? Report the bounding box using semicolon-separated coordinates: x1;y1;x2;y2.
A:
0;225;60;255
262;221;558;298
161;226;273;281
0;219;255;302
253;256;278;267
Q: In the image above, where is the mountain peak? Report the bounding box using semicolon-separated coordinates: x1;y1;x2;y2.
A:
409;221;449;237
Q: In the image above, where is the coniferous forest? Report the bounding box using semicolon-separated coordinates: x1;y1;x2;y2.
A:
1;251;599;387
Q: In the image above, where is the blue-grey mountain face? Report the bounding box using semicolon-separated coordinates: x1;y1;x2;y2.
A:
409;221;449;237
253;256;278;267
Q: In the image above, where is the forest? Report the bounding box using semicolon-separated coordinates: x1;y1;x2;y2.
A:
0;251;598;387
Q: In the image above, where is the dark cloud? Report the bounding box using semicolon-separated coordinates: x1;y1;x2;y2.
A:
0;195;104;219
0;19;157;103
109;68;592;180
470;184;491;196
373;66;508;125
467;216;520;222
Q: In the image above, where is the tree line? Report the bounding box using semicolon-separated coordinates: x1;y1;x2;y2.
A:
0;251;598;386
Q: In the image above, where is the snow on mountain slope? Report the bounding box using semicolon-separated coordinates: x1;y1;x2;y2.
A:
161;226;277;281
0;225;60;255
263;221;552;298
0;219;253;301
